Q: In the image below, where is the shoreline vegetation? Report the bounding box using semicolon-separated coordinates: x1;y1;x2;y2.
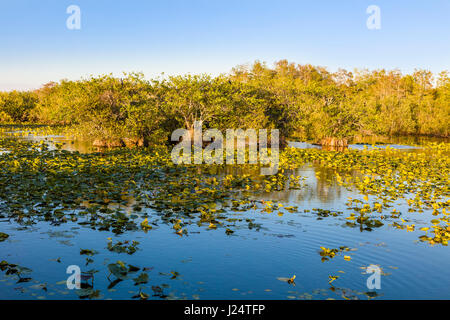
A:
0;60;448;148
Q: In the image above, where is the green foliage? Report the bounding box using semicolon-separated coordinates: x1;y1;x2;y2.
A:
0;90;38;122
0;61;448;143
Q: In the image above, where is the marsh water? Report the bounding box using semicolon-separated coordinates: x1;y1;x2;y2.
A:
0;129;449;300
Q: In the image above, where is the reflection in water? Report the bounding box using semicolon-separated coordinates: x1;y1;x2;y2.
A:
352;134;449;146
250;164;350;204
289;135;449;152
1;131;95;153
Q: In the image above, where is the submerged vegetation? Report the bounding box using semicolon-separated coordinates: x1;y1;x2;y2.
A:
0;60;449;146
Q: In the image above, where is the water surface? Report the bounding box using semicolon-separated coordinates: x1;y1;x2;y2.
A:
0;131;449;300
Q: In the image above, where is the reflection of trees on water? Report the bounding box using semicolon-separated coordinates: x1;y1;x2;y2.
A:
353;134;449;146
3;132;95;154
289;165;344;204
301;164;362;205
199;162;364;206
255;164;362;205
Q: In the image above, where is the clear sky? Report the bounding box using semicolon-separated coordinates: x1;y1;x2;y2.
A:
0;0;449;90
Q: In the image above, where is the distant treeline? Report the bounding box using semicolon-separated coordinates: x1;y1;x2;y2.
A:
0;60;448;145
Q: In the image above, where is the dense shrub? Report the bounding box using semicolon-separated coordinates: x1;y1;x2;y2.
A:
1;61;448;143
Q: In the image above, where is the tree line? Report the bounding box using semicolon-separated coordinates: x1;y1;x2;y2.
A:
0;60;448;146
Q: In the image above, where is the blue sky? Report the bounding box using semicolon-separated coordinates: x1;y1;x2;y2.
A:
0;0;449;90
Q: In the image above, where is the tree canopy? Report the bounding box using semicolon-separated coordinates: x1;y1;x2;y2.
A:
0;60;448;144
